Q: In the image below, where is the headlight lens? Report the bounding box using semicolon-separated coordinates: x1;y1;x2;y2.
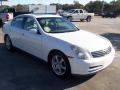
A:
71;45;90;60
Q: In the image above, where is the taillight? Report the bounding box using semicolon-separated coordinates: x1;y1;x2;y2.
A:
6;14;9;20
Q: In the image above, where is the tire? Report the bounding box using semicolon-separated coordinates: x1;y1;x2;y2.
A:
49;51;71;78
102;16;104;18
86;16;91;22
67;16;73;21
4;35;13;51
0;19;3;27
80;19;84;22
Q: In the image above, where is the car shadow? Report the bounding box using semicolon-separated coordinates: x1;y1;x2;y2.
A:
0;43;94;90
71;20;87;22
101;33;120;51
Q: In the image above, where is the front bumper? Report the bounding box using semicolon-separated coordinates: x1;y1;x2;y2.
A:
68;47;115;75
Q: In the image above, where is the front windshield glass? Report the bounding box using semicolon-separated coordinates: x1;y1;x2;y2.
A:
68;10;74;13
37;17;79;33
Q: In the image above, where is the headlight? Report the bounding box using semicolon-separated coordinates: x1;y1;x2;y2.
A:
71;45;90;60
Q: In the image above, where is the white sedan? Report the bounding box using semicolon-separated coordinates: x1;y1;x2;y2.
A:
2;14;115;78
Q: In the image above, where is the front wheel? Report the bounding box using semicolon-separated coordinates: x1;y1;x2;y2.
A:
67;17;73;21
49;51;71;78
4;35;13;51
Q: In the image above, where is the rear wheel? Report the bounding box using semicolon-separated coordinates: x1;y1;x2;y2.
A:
49;51;71;78
86;16;91;22
4;35;13;51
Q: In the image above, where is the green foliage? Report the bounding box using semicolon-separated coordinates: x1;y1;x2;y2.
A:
51;1;84;10
85;1;106;14
0;5;10;10
84;0;120;15
12;4;29;12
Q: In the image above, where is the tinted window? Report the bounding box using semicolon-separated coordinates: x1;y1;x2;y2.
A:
74;10;79;13
68;10;75;13
12;17;24;29
80;10;83;13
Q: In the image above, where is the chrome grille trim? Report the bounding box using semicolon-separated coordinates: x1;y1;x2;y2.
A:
91;47;111;58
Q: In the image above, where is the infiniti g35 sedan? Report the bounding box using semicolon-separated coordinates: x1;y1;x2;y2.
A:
2;14;115;78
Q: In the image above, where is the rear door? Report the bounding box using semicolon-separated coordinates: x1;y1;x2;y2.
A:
79;10;85;19
10;16;25;49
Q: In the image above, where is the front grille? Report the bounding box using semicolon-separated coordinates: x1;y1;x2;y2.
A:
91;47;111;58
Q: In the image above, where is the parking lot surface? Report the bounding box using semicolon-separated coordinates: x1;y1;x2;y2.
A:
0;17;120;90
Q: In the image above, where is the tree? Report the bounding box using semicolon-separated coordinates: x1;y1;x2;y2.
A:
0;5;10;10
51;1;84;11
85;0;120;15
13;4;28;12
110;0;120;15
85;1;104;14
73;0;84;9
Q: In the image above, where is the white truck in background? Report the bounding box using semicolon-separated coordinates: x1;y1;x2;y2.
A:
62;9;94;22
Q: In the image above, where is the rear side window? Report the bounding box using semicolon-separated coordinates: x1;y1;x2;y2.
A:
80;10;83;13
24;17;38;31
12;17;24;29
74;10;79;13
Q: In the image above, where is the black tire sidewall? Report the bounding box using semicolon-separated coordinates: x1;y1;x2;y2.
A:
87;16;91;22
68;17;72;21
49;51;71;78
5;36;13;51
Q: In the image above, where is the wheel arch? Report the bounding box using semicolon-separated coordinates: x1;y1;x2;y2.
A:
48;49;71;77
48;49;67;63
87;15;91;19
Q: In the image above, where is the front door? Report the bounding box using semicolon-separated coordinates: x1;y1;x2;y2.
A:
72;10;80;20
21;17;43;58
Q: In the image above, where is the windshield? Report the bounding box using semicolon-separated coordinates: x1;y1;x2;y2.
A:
68;10;75;13
37;17;79;33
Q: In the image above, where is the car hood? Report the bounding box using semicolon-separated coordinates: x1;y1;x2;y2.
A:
48;30;111;52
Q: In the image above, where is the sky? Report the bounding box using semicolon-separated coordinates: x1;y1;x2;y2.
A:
3;0;114;6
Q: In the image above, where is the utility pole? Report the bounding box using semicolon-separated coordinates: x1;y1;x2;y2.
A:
101;0;105;14
58;0;61;9
0;0;2;9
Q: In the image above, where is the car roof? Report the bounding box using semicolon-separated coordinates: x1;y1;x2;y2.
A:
16;13;62;18
71;9;82;10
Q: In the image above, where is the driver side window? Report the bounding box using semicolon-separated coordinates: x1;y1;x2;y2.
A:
24;17;38;34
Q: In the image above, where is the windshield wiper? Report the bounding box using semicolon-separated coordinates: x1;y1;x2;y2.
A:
49;30;78;33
